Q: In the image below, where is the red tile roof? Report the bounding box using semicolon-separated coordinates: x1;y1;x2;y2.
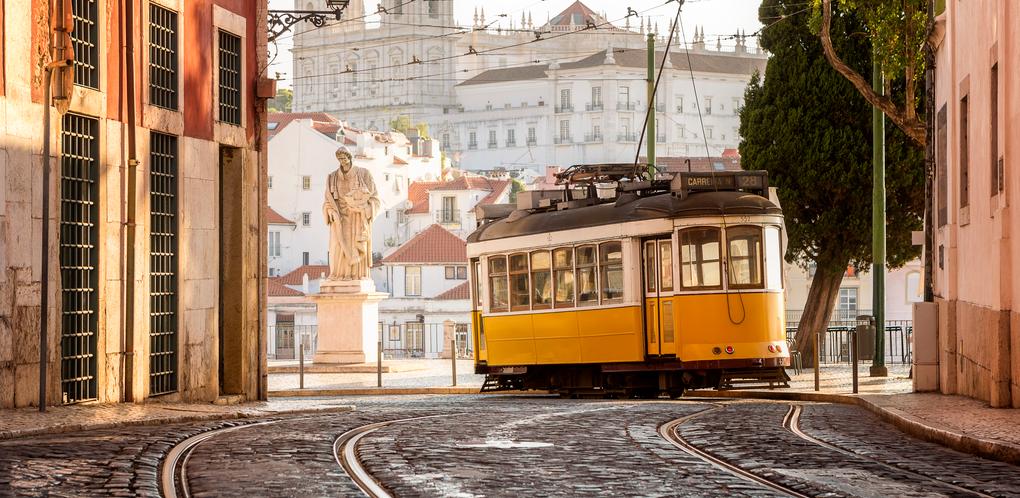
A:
405;181;443;214
393;156;408;165
381;225;466;264
435;281;470;300
277;265;329;285
267;112;339;139
268;278;304;297
266;206;295;225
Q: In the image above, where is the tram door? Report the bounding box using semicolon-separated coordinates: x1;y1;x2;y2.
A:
643;238;677;356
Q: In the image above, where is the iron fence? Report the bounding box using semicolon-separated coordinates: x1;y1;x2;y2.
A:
785;310;913;365
378;322;473;359
268;325;317;360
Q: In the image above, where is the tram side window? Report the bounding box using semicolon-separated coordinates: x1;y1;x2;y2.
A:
576;245;598;306
489;256;509;312
473;261;482;308
531;251;553;310
509;253;531;311
644;241;657;293
599;241;624;303
553;247;575;307
680;227;722;289
727;226;763;289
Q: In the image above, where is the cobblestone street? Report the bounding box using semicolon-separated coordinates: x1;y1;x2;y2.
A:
1;395;1018;497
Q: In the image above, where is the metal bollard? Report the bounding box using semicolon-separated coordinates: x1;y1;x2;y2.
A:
851;328;859;394
451;338;457;386
377;339;383;388
299;340;305;390
813;328;820;392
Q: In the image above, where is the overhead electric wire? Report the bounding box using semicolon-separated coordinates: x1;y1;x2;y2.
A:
633;1;683;177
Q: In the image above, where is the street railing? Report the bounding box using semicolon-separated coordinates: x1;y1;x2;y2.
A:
267;325;317;360
786;317;912;365
377;322;473;359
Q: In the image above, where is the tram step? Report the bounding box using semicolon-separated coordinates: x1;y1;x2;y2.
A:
717;368;791;390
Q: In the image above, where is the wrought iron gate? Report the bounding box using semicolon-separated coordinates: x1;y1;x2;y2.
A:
60;113;99;403
149;132;178;395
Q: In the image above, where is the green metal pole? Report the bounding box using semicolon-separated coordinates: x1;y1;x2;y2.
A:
646;33;655;179
871;56;888;377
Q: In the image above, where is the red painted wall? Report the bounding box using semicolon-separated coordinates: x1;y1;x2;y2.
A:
1;0;5;96
182;1;214;140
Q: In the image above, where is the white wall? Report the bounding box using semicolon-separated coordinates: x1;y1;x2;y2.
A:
387;263;469;298
784;259;925;322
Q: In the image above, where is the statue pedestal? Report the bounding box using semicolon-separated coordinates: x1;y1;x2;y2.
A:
312;279;387;365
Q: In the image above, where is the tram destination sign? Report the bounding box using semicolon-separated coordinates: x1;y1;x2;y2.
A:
671;171;769;197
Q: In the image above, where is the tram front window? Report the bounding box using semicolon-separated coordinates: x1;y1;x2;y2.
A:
576;245;598;306
599;241;624;303
727;226;763;288
680;227;722;289
509;253;531;310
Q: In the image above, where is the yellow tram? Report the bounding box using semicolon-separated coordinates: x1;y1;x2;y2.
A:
466;165;790;397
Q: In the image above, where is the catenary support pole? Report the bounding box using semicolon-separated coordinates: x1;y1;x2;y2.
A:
299;337;305;389
451;338;457;386
871;56;888;377
377;337;383;388
813;329;820;392
646;33;655;179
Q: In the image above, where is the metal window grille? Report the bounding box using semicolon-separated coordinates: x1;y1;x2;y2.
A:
71;0;100;88
149;4;179;110
218;30;242;125
60;113;100;403
149;132;179;395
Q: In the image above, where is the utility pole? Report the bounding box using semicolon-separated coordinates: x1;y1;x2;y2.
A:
646;33;655;179
871;56;888;377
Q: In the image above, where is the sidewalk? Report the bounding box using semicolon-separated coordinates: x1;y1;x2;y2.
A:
0;398;354;441
268;358;483;393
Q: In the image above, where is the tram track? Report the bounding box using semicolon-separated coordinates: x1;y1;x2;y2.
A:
333;414;463;498
783;404;995;498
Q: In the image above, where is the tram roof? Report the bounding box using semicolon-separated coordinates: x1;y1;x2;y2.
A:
467;191;781;243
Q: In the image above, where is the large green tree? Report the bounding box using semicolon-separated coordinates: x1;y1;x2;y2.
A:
739;0;924;360
268;88;292;113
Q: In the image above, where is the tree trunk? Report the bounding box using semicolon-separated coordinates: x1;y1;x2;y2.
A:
794;266;845;367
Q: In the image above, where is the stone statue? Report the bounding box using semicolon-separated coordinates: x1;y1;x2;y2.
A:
323;146;379;281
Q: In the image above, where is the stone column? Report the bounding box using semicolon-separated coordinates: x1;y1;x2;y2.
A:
312;279;387;364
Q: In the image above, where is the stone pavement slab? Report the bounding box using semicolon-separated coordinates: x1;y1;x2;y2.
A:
0;398;354;441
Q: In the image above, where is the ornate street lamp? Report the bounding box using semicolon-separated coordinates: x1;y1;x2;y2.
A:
268;0;350;42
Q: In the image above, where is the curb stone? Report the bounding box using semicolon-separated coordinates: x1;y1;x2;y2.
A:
0;405;355;442
269;387;550;396
683;390;1020;466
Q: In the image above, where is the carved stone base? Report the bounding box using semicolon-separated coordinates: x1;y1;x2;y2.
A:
312;280;387;365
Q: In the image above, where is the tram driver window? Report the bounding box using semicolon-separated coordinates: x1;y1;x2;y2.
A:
727;226;764;288
489;256;509;312
531;251;552;310
553;247;575;307
599;241;624;303
680;227;722;289
509;253;531;311
576;245;598;306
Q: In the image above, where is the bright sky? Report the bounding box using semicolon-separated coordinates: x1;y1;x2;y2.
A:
268;0;765;89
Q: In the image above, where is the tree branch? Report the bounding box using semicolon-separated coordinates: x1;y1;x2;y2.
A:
820;0;926;147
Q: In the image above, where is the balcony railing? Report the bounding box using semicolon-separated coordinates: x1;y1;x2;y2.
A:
506;140;517;147
526;138;537;146
553;135;573;144
435;209;462;225
617;133;638;142
617;102;636;111
655;134;666;143
585;102;604;111
468;142;477;150
555;104;574;113
583;133;603;143
487;141;498;148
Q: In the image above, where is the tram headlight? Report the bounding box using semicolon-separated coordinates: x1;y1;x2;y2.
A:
725;346;734;355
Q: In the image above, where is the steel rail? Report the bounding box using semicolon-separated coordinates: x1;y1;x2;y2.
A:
333;414;460;498
161;419;281;498
783;404;994;498
658;405;809;498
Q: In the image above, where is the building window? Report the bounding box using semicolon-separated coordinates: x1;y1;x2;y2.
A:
991;63;1002;195
906;272;923;303
468;131;477;149
676;95;684;113
959;94;969;208
679;227;722;289
704;97;713;115
618;86;630;106
591;86;602;108
301;212;311;226
527;127;536;145
302;176;311;190
445;266;456;279
457;266;467;279
442;133;450;147
149;131;179;396
302;252;310;265
268;231;281;257
836;288;858;320
404;266;422;296
489;256;509;312
427;0;439;17
576;245;598;306
732;98;741;115
268;176;273;189
72;0;100;88
727;226;763;289
488;130;497;148
559;88;571;111
553;247;574;308
148;4;178;110
393;0;403;14
506;128;516;147
531;251;552;310
218;30;242;125
441;196;457;223
706;127;713;139
509;253;530;311
559;120;570;141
